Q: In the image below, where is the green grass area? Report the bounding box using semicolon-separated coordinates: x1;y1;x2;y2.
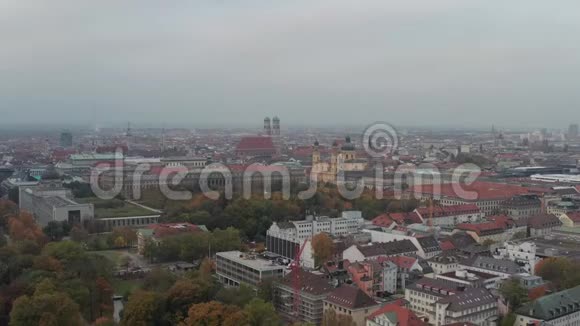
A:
76;197;155;218
113;279;143;297
91;250;125;266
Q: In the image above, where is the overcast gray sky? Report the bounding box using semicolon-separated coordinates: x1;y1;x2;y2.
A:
1;0;579;129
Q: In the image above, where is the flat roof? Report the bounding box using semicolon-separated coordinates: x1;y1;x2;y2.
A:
217;251;286;271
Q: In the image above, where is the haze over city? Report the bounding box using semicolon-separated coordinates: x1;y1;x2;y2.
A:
2;0;580;128
4;3;580;326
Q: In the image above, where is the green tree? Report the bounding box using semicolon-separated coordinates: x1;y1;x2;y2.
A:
501;313;516;326
500;279;528;310
216;283;256;307
43;221;70;241
10;282;82;326
142;267;177;292
243;298;280;326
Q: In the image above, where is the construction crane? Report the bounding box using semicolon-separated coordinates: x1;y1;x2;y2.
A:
290;239;308;319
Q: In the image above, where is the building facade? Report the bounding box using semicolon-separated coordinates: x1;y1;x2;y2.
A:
216;251;285;288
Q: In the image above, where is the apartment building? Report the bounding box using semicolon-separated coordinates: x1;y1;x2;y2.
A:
273;269;334;325
324;285;383;326
405;277;498;326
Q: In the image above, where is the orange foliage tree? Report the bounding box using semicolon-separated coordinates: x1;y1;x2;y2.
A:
184;301;247;326
312;233;335;266
8;211;47;246
529;286;547;300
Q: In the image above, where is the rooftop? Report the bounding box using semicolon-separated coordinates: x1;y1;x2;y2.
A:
437;287;496;312
277;269;334;296
217;251;286;272
412;181;533;201
516;285;580;321
325;285;379;310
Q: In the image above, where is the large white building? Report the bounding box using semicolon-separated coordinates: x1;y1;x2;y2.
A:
18;171;94;227
362;229;441;259
405;277;498;326
266;211;365;266
494;241;539;275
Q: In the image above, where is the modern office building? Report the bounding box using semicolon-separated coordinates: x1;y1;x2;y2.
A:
216;251;286;288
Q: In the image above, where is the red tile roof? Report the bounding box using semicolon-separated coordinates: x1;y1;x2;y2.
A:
439;240;456;251
367;303;427;326
455;222;504;235
372;214;398;228
565;212;580;222
235;136;275;151
415;204;480;219
325;285;378;309
412;181;532;201
528;214;561;229
146;223;204;239
379;255;418;270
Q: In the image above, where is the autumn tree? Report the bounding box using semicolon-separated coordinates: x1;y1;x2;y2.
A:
184;301;246;326
8;212;47;246
536;257;580;290
120;290;164;326
112;227;138;247
529;286;547;301
312;233;334;266
165;279;211;322
95;277;114;318
9;279;82;326
0;199;17;229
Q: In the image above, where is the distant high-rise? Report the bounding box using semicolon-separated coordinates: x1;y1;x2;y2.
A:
568;124;579;139
264;117;271;136
60;131;73;148
272;116;280;136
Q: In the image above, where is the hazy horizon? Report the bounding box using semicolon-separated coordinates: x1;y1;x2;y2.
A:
2;1;580;128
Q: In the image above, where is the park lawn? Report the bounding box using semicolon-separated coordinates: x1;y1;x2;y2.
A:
76;197;155;218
